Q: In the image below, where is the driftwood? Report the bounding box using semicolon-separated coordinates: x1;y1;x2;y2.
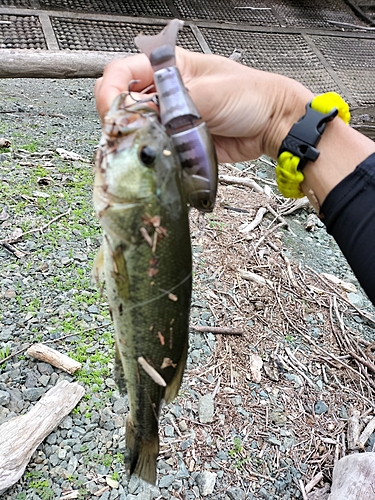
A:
0;49;132;79
328;453;375;499
27;343;81;374
0;381;85;495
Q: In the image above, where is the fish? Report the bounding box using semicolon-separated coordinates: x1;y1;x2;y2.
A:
93;94;192;484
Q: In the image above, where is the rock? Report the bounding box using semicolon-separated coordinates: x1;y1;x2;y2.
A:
267;436;281;446
158;474;175;488
198;394;214;423
23;387;45;401
164;425;174;437
178;420;187;432
190;349;201;364
196;471;217;496
314;401;328;415
0;390;10;406
176;459;189;479
347;292;363;308
227;486;246;500
270;409;287;426
339;405;348;420
113;397;128;414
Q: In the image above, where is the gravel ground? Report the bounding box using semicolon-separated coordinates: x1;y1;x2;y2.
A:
1;78;375;500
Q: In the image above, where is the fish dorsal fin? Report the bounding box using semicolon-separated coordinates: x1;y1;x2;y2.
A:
164;337;188;404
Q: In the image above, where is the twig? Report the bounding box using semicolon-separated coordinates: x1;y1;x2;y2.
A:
0;323;111;366
299;479;308;500
218;174;264;194
190;325;243;335
1;241;26;258
304;471;323;493
0;209;71;245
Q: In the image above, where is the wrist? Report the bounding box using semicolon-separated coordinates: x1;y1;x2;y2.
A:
262;76;314;159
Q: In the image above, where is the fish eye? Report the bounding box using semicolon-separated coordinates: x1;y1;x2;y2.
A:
139;145;157;166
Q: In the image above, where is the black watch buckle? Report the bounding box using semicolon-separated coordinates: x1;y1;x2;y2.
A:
278;101;338;171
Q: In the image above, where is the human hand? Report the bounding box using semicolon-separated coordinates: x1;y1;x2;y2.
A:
95;47;313;162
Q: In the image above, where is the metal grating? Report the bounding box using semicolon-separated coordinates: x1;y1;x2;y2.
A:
0;0;32;5
271;0;369;29
40;0;173;17
201;28;342;95
173;0;280;25
51;18;202;52
311;35;375;105
0;15;47;49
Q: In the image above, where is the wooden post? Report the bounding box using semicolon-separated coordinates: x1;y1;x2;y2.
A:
0;49;132;78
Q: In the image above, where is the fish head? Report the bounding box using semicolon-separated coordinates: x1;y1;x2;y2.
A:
94;94;185;239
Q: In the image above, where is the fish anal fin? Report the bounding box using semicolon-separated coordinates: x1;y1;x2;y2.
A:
164;339;188;404
125;417;158;485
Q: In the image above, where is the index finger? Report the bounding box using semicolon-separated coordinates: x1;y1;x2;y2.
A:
94;54;155;121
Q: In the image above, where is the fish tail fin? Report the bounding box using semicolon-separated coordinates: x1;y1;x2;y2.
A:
125;417;159;484
164;338;188;404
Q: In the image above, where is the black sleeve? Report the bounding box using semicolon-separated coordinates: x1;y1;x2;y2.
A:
320;152;375;306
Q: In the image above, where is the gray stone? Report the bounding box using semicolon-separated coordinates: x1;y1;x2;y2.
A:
37;362;54;375
348;292;363;308
67;455;78;474
227;487;246;500
128;475;142;494
164;425;174;437
176;459;189;479
25;370;39;388
196;471;216;496
314;400;328;415
136;492;151;500
198;394;214;423
190;349;201;364
87;304;99;314
0;330;12;341
113;397;128;414
267;436;281;446
38;374;50;386
23;387;45;401
339;405;348;419
60;415;73;429
0;390;10;405
159;474;175;488
270;409;287;426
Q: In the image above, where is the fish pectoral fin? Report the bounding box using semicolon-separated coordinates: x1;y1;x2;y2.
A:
125;417;158;485
92;244;105;285
164;338;188;404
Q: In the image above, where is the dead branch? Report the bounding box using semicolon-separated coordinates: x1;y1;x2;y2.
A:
218;174;264;194
26;343;81;374
190;325;243;335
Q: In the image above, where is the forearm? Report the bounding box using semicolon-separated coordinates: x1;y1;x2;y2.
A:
299;116;375;211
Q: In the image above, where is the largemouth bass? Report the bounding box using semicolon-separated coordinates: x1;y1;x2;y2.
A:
93;94;192;484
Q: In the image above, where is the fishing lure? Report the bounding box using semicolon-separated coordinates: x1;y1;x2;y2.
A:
135;19;218;212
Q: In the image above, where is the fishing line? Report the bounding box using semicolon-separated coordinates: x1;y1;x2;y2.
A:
122;271;192;312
